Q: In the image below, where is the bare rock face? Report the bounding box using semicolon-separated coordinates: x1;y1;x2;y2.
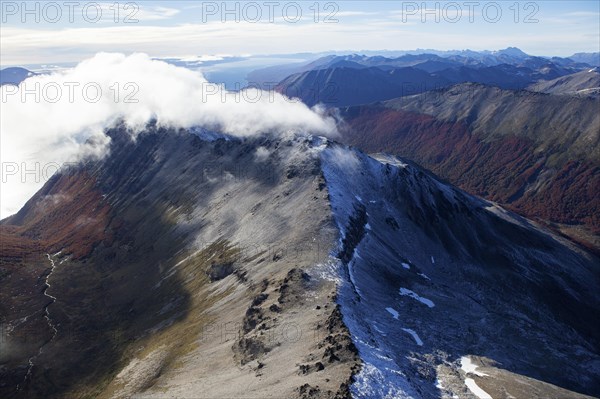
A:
207;261;236;282
278;268;312;308
1;128;598;399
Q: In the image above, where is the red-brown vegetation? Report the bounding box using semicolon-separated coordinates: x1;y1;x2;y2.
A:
341;106;599;240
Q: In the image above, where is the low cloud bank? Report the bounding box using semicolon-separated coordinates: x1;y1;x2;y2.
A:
0;52;337;218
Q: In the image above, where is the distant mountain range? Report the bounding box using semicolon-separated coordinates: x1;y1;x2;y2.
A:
270;49;596;106
347;48;600;67
249;48;597;90
276;62;585;107
569;52;600;66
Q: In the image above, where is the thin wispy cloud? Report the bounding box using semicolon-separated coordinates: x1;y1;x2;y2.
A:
90;3;181;23
137;5;181;20
335;11;380;17
563;11;600;18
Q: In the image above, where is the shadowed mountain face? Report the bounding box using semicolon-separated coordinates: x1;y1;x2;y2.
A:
321;147;600;398
275;64;587;108
276;66;448;107
0;68;36;86
268;49;596;107
340;83;600;252
249;48;594;93
1;129;599;398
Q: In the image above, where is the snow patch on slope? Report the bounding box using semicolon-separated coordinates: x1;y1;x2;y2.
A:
401;328;423;346
386;307;399;320
461;357;492;399
399;287;435;308
465;378;492;399
461;356;488;377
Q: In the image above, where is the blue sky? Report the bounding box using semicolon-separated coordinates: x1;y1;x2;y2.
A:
1;1;599;65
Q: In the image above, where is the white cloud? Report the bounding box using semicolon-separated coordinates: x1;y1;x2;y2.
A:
0;52;337;218
563;11;600;18
324;146;360;171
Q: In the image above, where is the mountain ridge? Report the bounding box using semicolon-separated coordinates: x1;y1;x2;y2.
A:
339;83;600;251
250;47;594;93
1;128;599;398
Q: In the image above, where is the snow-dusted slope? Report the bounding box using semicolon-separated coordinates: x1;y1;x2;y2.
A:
320;142;600;398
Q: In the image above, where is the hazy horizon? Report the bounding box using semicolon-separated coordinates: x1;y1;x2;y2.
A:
1;1;598;65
